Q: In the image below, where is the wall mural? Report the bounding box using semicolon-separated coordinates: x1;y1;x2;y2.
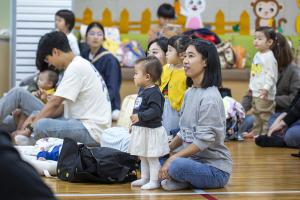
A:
251;0;287;32
73;0;300;35
180;0;206;29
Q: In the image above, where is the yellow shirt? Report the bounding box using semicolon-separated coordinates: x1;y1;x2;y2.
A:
41;88;55;103
159;64;187;111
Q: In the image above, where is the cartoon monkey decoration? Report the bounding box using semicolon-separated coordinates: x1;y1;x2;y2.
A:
251;0;287;30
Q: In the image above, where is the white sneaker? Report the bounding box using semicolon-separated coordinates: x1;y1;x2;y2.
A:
112;109;120;121
15;135;36;145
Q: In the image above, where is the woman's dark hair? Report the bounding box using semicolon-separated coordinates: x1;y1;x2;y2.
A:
135;56;163;84
168;35;191;54
157;3;175;19
273;33;294;70
186;39;222;88
147;37;168;55
85;22;106;40
55;9;75;32
36;31;71;70
256;26;293;71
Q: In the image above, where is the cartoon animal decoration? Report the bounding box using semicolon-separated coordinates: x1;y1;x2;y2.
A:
180;0;206;29
251;0;287;30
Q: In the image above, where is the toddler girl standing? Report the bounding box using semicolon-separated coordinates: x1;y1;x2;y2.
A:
129;56;169;190
248;27;280;136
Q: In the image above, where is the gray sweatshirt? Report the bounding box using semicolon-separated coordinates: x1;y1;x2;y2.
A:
178;86;232;174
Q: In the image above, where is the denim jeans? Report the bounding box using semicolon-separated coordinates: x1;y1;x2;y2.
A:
0;87;43;132
34;118;97;145
238;115;254;134
268;113;282;127
268;113;300;148
0;88;97;145
284;120;300;147
239;112;282;135
168;158;230;189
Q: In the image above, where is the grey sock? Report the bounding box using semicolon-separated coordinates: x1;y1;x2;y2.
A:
161;179;189;191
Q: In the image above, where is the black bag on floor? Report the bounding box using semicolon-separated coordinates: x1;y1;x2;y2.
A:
57;137;138;183
255;135;287;147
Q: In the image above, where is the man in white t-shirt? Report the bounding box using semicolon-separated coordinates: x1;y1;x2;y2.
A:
0;31;111;145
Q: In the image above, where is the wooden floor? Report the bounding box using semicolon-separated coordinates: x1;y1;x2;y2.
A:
44;140;300;200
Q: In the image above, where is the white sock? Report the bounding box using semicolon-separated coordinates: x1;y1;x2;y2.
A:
141;157;160;190
161;179;189;191
131;157;149;187
141;180;160;190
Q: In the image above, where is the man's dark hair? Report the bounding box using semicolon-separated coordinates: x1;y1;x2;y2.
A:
157;3;175;19
36;31;72;69
55;9;75;32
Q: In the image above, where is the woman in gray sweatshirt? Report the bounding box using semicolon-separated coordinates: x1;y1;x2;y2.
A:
159;39;232;191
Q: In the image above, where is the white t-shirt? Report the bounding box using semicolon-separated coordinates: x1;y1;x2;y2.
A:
249;50;278;100
67;33;80;56
55;56;112;142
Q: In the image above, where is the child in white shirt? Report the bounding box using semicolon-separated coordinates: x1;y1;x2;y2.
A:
55;9;80;55
248;27;280;136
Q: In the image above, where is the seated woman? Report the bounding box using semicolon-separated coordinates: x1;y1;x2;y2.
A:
81;22;121;121
159;39;232;190
147;37;168;66
263;88;300;148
